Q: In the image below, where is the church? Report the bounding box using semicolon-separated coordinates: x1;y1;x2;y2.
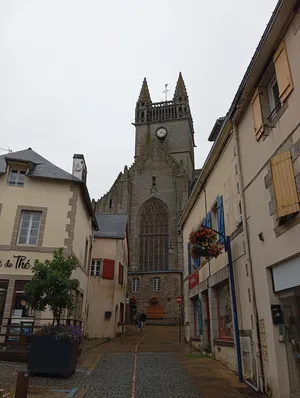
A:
94;73;199;324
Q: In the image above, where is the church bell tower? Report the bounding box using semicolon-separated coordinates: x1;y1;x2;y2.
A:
134;73;195;184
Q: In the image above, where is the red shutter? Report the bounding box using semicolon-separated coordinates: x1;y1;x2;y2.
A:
102;259;115;280
119;263;124;285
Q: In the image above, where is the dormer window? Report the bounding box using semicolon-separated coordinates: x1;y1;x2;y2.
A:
8;169;26;187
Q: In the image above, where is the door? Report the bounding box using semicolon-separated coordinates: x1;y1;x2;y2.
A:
281;295;300;396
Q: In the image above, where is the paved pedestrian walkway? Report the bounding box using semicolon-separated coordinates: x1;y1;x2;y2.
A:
77;325;261;397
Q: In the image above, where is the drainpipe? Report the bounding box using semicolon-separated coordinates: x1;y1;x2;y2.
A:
232;122;264;393
226;235;243;383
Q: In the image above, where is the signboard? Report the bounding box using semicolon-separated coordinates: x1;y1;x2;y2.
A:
176;296;182;304
189;272;199;289
0;255;32;270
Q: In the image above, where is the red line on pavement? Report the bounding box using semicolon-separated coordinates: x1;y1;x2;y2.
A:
132;331;145;398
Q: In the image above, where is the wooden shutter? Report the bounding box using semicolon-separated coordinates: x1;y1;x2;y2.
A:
271;151;300;218
251;88;264;138
206;211;212;228
273;41;293;102
187;243;191;275
102;259;115;280
217;196;225;244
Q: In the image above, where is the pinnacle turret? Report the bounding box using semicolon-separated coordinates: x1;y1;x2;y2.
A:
173;72;188;102
138;78;152;103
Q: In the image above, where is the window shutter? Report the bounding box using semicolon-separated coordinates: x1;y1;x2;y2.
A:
187;243;191;275
102;259;115;280
273;41;293;102
270;151;300;218
206;211;212;228
217;196;225;244
251;88;264;138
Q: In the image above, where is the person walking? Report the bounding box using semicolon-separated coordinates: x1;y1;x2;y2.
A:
139;311;147;330
134;310;141;331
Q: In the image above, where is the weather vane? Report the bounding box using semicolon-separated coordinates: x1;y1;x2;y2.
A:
163;84;170;102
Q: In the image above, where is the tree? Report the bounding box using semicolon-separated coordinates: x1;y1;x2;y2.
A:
25;248;79;326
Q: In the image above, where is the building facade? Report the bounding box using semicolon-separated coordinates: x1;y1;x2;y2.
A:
179;1;300;396
94;74;198;323
230;2;300;397
178;119;259;388
0;149;95;343
86;214;128;339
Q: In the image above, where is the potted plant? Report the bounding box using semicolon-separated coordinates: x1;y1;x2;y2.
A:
151;296;159;305
189;227;223;259
25;248;81;377
129;296;137;305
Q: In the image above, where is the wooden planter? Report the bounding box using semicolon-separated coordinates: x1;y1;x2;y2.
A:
28;335;79;377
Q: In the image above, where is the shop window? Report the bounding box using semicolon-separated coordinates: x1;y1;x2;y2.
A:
153;277;161;292
12;280;32;318
17;211;41;245
132;278;140;292
193;296;203;337
217;282;233;340
0;280;9;322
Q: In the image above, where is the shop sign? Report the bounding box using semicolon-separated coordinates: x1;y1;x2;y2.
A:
189;272;199;289
0;255;32;270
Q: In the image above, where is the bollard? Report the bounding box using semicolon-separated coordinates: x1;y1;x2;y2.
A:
15;371;29;398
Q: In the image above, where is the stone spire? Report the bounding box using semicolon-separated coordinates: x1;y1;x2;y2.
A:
173;72;188;103
138;78;152;103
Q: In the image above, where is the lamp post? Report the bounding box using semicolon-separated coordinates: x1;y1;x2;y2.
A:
205;227;243;383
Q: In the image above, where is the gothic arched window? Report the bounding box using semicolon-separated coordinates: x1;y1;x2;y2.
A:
139;198;169;271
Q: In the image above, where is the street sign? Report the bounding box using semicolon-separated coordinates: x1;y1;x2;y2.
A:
176;296;182;304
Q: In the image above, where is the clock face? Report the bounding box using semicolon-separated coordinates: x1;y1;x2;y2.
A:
156;127;167;139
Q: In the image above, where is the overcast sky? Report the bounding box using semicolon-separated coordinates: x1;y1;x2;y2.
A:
0;0;277;200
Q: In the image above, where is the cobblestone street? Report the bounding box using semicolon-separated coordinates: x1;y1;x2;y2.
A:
0;326;262;397
78;326;261;398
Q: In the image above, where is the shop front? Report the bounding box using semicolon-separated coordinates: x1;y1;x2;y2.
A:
272;255;300;397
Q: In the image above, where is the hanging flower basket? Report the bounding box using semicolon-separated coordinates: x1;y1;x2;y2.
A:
151;296;159;305
189;227;223;259
129;296;137;305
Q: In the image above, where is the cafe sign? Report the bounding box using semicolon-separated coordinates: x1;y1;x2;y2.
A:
0;255;32;270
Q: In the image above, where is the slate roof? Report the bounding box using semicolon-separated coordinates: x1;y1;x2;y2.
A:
0;148;97;226
94;214;127;239
0;148;80;182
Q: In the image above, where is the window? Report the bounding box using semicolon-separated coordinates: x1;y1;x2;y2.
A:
217;282;233;340
0;280;9;322
109;199;113;209
153;277;161;292
84;238;88;270
118;263;124;285
91;259;101;276
139;198;169;271
18;211;41;245
252;41;293;140
268;75;280;114
132;278;140;292
8;169;26;187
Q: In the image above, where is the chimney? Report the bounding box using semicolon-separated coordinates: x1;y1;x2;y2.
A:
72;154;87;183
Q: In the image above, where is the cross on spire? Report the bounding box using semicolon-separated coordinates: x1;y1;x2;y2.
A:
163;84;170;102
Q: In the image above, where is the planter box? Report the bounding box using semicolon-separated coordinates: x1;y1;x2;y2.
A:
28;335;79;377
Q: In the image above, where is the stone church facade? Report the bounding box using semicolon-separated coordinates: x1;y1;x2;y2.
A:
95;73;198;323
